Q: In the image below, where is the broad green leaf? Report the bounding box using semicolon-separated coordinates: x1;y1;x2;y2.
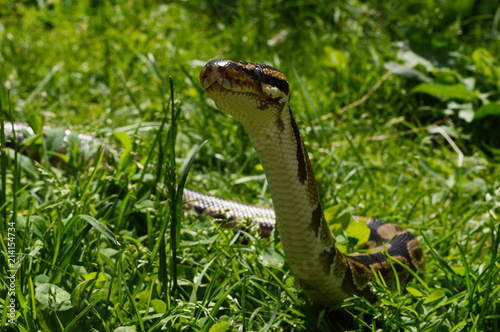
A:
82;272;109;288
381;299;397;307
325;204;370;252
434;69;462;85
151;299;167;314
118;148;136;173
50;152;70;163
472;48;499;78
35;275;50;286
474;103;500;121
99;247;119;259
209;321;230;332
45;127;67;153
451;266;466;276
407;287;424;297
412;83;477;101
344;216;370;250
35;283;73;311
325;204;351;236
424;289;447;304
113;131;133;150
6;149;37;175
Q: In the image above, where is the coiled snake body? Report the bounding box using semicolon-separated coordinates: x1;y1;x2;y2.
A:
5;60;424;306
199;60;424;305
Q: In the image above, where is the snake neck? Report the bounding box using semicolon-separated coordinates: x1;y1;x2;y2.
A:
244;105;348;303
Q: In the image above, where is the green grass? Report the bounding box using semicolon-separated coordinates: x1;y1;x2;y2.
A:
1;1;499;331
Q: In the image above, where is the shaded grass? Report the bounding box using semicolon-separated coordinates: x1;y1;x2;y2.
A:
0;1;499;331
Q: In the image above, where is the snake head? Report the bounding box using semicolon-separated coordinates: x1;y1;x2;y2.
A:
200;60;290;128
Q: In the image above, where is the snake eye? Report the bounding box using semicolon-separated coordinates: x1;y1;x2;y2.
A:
254;66;263;80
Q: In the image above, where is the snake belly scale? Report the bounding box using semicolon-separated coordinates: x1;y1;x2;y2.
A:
199;60;425;305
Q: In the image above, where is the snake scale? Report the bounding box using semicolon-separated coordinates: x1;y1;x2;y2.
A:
4;60;424;306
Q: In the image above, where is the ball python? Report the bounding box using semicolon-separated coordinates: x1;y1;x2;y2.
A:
199;60;425;305
4;60;424;306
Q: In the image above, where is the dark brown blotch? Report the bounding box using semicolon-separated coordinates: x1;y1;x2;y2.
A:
310;204;323;236
276;114;285;132
257;98;283;110
411;247;423;262
341;262;377;303
289;109;307;184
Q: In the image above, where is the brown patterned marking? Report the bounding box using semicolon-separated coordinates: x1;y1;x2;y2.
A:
303;142;321;206
257;98;285;111
390;255;411;272
369;254;415;291
276;113;285;132
319;247;337;275
376;223;408;239
410;246;423;263
370;261;387;274
349;259;373;290
287;107;320;206
320;222;334;247
310;204;323;236
341;261;377;302
407;239;423;259
289;109;307;184
408;238;425;277
394;225;404;232
333;254;348;277
367;243;393;253
309;204;334;247
389;255;413;288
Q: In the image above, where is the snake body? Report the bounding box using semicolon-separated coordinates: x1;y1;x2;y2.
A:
199;60;424;305
5;60;424;305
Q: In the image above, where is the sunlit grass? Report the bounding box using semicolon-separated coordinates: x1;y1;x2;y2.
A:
1;1;499;331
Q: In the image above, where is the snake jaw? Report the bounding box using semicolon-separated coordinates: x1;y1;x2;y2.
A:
200;60;290;128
